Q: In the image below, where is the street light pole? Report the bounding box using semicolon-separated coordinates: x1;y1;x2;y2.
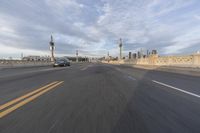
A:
119;38;123;60
76;50;78;62
107;51;110;62
49;35;55;62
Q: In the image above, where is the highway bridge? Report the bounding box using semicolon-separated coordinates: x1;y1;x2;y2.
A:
0;63;200;133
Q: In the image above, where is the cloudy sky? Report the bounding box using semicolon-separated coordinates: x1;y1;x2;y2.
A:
0;0;200;58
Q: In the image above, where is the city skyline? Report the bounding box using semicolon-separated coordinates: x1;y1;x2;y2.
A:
0;0;200;58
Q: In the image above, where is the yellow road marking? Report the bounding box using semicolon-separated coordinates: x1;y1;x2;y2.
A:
0;81;64;118
0;81;58;111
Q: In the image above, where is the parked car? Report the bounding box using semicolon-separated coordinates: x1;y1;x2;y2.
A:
53;59;70;67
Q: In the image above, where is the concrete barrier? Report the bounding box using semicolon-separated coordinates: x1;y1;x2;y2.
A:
104;53;200;68
0;60;52;68
102;54;200;76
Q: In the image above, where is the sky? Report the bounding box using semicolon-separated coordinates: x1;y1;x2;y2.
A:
0;0;200;59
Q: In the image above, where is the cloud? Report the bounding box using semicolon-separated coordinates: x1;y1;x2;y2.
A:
194;15;200;20
162;27;200;54
0;44;49;59
0;0;200;58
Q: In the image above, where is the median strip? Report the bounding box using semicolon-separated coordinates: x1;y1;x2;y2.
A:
0;81;64;118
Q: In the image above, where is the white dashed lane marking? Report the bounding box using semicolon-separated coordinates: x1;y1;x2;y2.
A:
127;76;136;80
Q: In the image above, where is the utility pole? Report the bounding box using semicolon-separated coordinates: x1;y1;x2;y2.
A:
119;38;123;60
76;50;78;62
49;35;55;62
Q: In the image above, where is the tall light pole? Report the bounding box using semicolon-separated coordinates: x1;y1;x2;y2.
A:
49;35;55;62
119;38;123;60
21;53;23;60
76;50;78;62
107;51;110;62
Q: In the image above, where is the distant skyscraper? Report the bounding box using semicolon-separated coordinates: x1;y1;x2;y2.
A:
137;51;142;58
129;52;132;59
147;50;149;57
152;50;157;55
132;53;137;59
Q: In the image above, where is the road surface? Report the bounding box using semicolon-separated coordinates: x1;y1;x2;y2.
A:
0;63;200;133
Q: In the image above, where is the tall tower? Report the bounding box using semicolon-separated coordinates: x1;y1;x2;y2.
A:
119;38;123;60
49;35;55;62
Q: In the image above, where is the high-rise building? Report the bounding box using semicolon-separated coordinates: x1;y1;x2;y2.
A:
152;50;157;55
132;53;137;59
129;52;132;59
137;51;141;58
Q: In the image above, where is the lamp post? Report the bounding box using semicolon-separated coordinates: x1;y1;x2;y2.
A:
119;38;123;60
76;50;78;62
107;51;110;62
49;35;55;62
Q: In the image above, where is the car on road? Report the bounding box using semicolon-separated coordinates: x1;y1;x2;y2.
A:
53;59;70;67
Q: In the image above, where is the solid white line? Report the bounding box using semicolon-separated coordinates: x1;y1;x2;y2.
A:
152;80;200;98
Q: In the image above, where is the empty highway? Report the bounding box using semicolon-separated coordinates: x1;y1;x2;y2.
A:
0;63;200;133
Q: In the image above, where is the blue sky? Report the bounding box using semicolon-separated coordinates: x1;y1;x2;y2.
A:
0;0;200;58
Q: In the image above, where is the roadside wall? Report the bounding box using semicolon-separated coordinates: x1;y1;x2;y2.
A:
106;54;200;68
0;60;52;68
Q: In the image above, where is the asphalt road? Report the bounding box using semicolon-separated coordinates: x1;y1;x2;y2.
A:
0;63;200;133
